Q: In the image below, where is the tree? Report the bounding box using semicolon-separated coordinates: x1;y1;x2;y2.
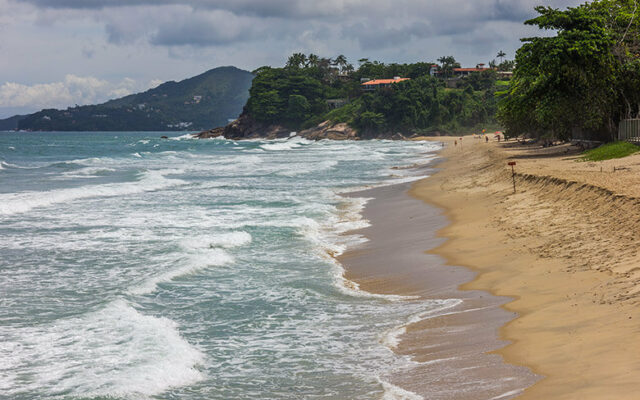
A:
343;63;355;74
244;52;499;135
334;54;348;72
248;89;282;122
286;53;308;69
355;111;386;132
498;2;627;141
497;50;506;64
307;54;320;68
437;56;461;78
287;95;311;124
498;60;515;71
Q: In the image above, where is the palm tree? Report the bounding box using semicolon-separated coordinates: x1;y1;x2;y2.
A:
343;63;355;75
307;54;319;68
437;56;460;78
318;57;332;70
334;54;348;73
286;53;307;69
497;50;506;64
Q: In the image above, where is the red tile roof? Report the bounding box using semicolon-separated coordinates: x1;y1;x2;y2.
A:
454;68;491;72
361;78;410;86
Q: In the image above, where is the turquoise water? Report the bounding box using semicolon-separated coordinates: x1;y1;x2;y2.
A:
0;131;442;399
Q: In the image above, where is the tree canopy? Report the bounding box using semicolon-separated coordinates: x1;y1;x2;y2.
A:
245;53;503;134
498;0;640;141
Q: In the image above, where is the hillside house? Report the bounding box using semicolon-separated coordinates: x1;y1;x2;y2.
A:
361;77;410;91
431;64;511;79
452;64;491;77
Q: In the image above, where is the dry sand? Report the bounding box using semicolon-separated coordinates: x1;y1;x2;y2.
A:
410;136;640;399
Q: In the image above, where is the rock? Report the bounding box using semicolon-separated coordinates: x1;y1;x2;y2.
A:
196;114;290;140
299;121;358;140
195;127;225;139
196;112;416;141
160;135;169;139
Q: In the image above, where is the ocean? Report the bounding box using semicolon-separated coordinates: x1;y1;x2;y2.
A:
0;131;443;400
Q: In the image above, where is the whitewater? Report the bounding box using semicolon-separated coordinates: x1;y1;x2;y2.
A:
0;131;443;399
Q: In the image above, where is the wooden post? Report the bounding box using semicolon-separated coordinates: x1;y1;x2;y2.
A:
508;161;517;193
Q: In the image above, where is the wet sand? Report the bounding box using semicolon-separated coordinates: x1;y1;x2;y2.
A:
339;176;537;399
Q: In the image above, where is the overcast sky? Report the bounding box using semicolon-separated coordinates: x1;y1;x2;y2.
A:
0;0;582;118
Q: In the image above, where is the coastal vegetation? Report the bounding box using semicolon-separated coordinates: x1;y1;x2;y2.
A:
581;141;640;161
498;0;640;142
245;53;506;136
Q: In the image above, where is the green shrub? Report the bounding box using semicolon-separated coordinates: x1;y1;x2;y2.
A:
581;141;640;161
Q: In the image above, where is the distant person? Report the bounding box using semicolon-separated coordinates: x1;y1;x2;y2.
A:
485;136;489;143
454;140;457;147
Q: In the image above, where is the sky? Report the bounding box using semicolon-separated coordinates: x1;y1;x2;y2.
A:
0;0;583;118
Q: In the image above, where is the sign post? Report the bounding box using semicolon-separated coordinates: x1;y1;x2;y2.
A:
508;161;517;193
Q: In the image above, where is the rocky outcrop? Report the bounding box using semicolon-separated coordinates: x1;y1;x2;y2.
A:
195;113;417;141
196;113;290;139
298;121;358;140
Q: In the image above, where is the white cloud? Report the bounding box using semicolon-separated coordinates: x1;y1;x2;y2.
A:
0;75;141;109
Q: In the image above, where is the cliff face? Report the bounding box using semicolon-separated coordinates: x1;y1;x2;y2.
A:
196;113;408;141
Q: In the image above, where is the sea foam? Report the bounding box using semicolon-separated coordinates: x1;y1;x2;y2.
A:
0;300;204;398
0;170;187;216
381;298;465;349
379;378;424;400
129;247;234;295
260;137;311;151
129;232;250;295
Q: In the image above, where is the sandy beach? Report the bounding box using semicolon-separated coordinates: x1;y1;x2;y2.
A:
340;178;537;399
341;136;640;399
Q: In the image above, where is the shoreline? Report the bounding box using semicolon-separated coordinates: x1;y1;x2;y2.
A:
338;159;537;399
409;136;640;399
340;135;640;399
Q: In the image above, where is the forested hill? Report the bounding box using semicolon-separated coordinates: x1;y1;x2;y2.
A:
199;54;510;140
5;66;254;131
0;114;26;131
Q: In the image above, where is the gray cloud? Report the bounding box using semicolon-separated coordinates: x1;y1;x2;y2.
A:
15;0;356;18
150;11;259;47
343;21;433;50
8;0;587;57
1;0;584;113
16;0;579;21
16;0;583;51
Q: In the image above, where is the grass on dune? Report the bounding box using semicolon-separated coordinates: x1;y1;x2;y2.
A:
581;141;640;161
